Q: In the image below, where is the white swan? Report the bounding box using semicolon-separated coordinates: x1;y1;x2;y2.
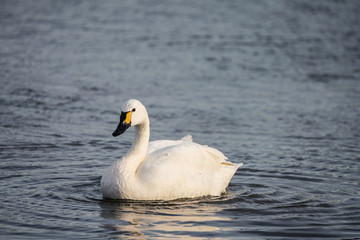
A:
101;99;243;200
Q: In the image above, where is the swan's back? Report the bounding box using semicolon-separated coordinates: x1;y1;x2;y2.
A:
137;135;242;200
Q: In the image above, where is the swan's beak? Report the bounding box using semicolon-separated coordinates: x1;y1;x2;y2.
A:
112;111;132;137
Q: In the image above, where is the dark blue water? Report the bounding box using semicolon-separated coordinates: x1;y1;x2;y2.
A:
1;0;359;239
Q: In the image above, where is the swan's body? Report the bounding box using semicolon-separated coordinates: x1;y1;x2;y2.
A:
101;99;242;200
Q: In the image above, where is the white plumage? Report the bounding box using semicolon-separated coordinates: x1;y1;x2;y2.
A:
101;99;242;200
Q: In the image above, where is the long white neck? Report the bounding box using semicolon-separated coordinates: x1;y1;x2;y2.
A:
122;117;150;175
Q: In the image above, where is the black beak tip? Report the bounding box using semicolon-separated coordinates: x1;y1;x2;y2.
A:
112;122;130;137
112;128;121;137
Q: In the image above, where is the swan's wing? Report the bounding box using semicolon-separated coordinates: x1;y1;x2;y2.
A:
139;140;241;197
147;135;241;170
138;135;243;198
144;134;243;181
144;141;235;176
140;142;219;187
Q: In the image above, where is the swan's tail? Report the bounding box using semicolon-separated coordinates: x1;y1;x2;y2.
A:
221;162;243;188
222;162;243;169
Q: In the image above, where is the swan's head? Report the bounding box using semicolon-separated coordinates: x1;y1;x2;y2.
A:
112;99;148;137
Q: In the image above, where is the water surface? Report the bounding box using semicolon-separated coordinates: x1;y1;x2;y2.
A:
1;0;360;239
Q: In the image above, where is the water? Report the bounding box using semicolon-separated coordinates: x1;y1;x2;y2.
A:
1;0;359;239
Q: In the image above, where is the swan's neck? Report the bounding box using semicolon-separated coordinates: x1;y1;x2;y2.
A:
122;118;150;175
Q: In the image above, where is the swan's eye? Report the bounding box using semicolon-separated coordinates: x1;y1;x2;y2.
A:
132;108;136;112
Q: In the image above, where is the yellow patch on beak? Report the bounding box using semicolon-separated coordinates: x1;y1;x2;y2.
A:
124;111;132;124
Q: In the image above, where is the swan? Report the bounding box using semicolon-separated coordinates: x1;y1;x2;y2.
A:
101;99;243;200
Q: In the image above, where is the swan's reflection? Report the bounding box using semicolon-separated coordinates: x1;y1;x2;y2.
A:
99;197;235;239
